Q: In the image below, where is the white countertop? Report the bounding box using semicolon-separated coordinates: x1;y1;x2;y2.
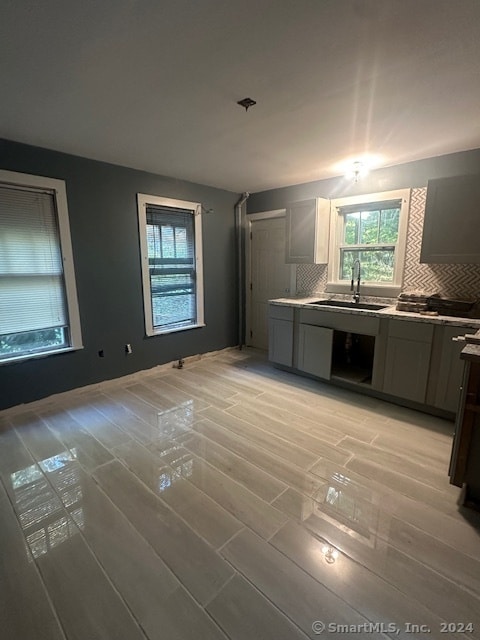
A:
269;297;480;329
461;329;480;362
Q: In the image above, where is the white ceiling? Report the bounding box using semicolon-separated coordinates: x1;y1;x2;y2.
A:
1;0;480;193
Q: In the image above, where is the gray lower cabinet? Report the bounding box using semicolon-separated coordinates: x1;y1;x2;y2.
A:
297;323;333;379
268;305;294;366
268;302;477;415
383;320;434;403
429;325;470;413
268;318;294;366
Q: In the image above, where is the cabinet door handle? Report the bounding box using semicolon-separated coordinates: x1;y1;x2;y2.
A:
452;336;466;342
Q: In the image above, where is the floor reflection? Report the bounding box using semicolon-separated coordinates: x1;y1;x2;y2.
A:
321;543;340;564
157;444;193;492
312;469;388;550
11;448;83;560
24;514;78;560
156;400;194;438
320;477;372;536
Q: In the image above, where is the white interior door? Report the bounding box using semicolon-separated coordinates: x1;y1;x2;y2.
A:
248;215;293;349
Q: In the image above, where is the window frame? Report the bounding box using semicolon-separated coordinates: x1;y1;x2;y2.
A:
0;169;83;365
327;189;411;298
137;193;205;336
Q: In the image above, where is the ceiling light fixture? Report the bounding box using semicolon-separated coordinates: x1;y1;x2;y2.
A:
237;97;257;111
333;154;384;181
348;160;367;182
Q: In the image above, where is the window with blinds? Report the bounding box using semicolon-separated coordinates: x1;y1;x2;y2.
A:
137;194;204;335
0;170;82;362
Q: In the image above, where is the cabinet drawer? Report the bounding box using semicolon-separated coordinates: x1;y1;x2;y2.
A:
299;308;380;336
269;305;294;321
388;319;434;342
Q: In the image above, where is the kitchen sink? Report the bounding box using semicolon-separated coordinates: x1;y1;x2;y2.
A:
310;300;389;311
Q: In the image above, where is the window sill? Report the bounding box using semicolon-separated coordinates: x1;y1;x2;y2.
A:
147;322;206;337
326;282;401;298
0;344;84;366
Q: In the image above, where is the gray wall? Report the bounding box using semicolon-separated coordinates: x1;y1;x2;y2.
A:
247;148;480;213
0;139;239;410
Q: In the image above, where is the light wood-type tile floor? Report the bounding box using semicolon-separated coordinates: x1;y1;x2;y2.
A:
1;348;480;640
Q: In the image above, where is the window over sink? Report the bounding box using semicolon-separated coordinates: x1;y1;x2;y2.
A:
327;189;410;297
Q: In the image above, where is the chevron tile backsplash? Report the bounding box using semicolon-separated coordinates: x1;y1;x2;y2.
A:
296;187;480;299
296;264;328;295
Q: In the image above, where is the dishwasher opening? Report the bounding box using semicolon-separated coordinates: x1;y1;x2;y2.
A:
331;330;375;385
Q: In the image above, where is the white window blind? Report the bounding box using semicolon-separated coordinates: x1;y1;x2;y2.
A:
0;184;69;359
146;205;196;331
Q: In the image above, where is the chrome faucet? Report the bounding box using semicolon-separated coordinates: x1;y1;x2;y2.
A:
351;259;361;304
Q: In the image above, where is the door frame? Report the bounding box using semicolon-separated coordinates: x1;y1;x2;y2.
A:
245;209;296;347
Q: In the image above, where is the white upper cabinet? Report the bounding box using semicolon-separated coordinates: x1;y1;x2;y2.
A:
420;174;480;264
285;198;330;264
